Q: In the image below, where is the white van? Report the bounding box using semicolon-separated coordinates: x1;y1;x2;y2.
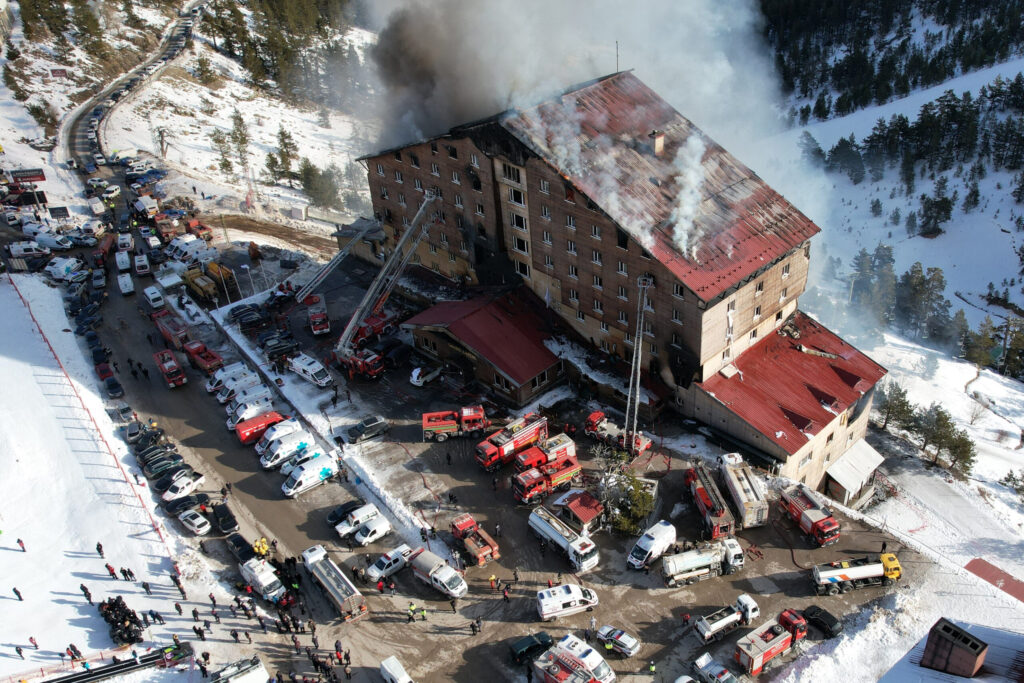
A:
254;418;302;455
216;373;261;403
8;241;49;258
537;584;599;622
134;254;151;277
555;634;615;683
143;286;164;309
79;220;106;237
280;448;326;477
226;398;274;430
205;362;249;393
627;520;677;570
117;233;134;252
117;273;135;296
379;656;413;683
21;222;49;237
225;385;273;415
35;233;73;251
166;234;197;259
115;250;132;273
259;430;313;469
288;353;332;388
44;257;84;281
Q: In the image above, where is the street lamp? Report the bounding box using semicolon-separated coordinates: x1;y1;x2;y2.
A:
240;264;256;297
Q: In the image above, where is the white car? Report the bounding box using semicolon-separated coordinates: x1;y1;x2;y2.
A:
409;363;442;386
178;509;211;536
87;178;109;189
353;516;392;546
93;153;107;166
162;472;206;501
139;225;155;238
595;626;641;657
102;185;122;200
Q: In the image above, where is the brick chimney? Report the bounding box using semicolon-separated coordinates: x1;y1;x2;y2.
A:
920;618;987;677
648;130;665;157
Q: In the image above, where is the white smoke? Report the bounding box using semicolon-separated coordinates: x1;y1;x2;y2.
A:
667;135;708;258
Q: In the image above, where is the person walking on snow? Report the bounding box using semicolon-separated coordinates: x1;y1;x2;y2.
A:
29;637;38;649
106;564;117;579
15;646;23;659
96;542;104;558
13;587;23;600
17;538;25;552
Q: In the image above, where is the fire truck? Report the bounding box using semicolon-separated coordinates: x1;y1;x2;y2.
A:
475;412;549;471
779;484;841;547
153;350;187;388
151;309;190;350
449;513;500;566
584;410;652;455
734;609;807;676
532;649;597;683
182;340;224;375
684;462;736;539
515;433;576;472
305;293;330;335
514;455;582;504
421;406;491;442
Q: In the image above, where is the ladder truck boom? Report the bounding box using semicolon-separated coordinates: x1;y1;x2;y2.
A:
335;194;437;358
292;220;381;305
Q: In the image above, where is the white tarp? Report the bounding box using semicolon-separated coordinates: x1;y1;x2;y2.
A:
827;439;884;494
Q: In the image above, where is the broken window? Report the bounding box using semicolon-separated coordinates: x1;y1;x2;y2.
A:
616;228;629;250
502;163;521;184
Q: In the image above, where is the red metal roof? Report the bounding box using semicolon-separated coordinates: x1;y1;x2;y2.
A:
402;294;559;385
564;490;604;524
500;72;820;302
697;312;886;455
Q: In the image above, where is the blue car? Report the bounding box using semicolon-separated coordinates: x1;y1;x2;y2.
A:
144;169;167;181
83;161;98;174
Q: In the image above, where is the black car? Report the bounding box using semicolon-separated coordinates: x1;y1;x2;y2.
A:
225;533;256;563
148;249;167;264
91;347;109;364
212;503;239;534
509;632;554;665
257;329;293;347
161;493;211;516
226;303;261;323
326;499;367;527
142;454;185;478
104;376;125;398
238;312;269;335
137;446;176;466
803;605;843;638
153;466;195;493
264;338;300;359
85;331;102;350
347;415;389;444
134;428;166;451
374;338;411;369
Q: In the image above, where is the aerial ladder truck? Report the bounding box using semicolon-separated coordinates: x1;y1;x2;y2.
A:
333;194;438;380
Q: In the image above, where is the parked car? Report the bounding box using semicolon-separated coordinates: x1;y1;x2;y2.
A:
162;472;206;501
347;415;390;444
124;420;144;443
66;231;98;247
178;509;211;536
353;516;392;546
508;632;554;665
94;363;114;381
143;454;185;479
87;178;109;189
264;338;300;359
104;376;125;398
212;503;239;534
137;445;177;465
225;533;256;563
326;499;367;527
226;303;261;323
92;270;107;289
153;466;195;493
91;347;109;364
161;493;211;516
595;626;641;657
803;605;843;638
410;360;443;386
102;185;122;200
93;153;107;166
134;428;166;451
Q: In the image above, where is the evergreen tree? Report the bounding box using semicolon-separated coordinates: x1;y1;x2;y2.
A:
298;158;341;208
962;181;980;212
871;198;883;216
122;0;143;29
889;208;901;226
904;210;918;236
1013;172;1024;203
798;131;826;167
264;152;281;182
276;125;298;179
812;91;830;120
69;0;107;59
914;403;955;457
949;310;971;355
229;109;250;172
849;248;874;306
877;381;914;430
965;316;999;366
945;430;976;473
209;129;233;175
195;54;216;85
870;244;897;325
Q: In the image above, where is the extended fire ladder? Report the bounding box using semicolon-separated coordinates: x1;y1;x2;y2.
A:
693;462;727;515
292;220;380;305
334;193;438;358
623;275;653;455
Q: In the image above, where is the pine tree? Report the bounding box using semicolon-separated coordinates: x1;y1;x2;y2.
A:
195;54;216;85
871;198;883;216
229;109;250;172
877;381;914;430
122;0;142;29
264;152;281;182
914;403;955;458
276;125;297;179
69;0;107;59
945;430;976;473
798;131;826;167
965;316;998;366
209;129;233;175
904;210;918;236
1013;173;1024;203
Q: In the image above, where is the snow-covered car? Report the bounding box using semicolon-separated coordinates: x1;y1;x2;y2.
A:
353;516;392;547
178;509;211;536
87;178;109;189
595;626;641;657
162;472;206;501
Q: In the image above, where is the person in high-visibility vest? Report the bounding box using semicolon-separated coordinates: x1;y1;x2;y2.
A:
648;661;656;674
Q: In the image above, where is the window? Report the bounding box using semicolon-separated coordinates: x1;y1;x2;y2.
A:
576;310;585;321
410;154;419;168
493;374;510;391
840;411;848;426
510;212;527;231
593;275;603;289
449;252;456;262
540;179;550;194
383;208;392;222
799;454;812;469
460;240;467;253
393;170;403;184
564;186;575;202
616;228;629;250
673;283;684;298
776;310;784;323
826;433;834;445
402;216;410;227
541;205;551;220
750;329;758;340
515;260;530;277
502;163;522;184
672;308;681;323
753;305;761;320
568;264;578;279
566;215;576;229
396;192;407;206
755;281;764;296
430;162;440;176
592;249;602;265
542;230;552;244
722;347;731;361
617;310;628;324
433;186;444;200
600;321;609;333
509;188;525;205
727;300;736;312
472;177;482;191
567;239;577;254
624;332;633;345
780;287;788;302
593;299;603;313
454;193;463;208
544;254;553;267
393;151;401;162
645;296;654;312
643;321;653;336
617;285;627;300
670;332;681;347
617;260;627;275
455;215;463;229
475;203;485;216
649;343;658;356
530;370;549;389
379;186;389;199
440;232;448;244
470;153;479;167
414;178;423;191
451;170;460;184
513;236;528;254
782;263;791;278
428;244;437;254
446;145;458;159
430;141;438;154
569;288;578;301
591;224;601;239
